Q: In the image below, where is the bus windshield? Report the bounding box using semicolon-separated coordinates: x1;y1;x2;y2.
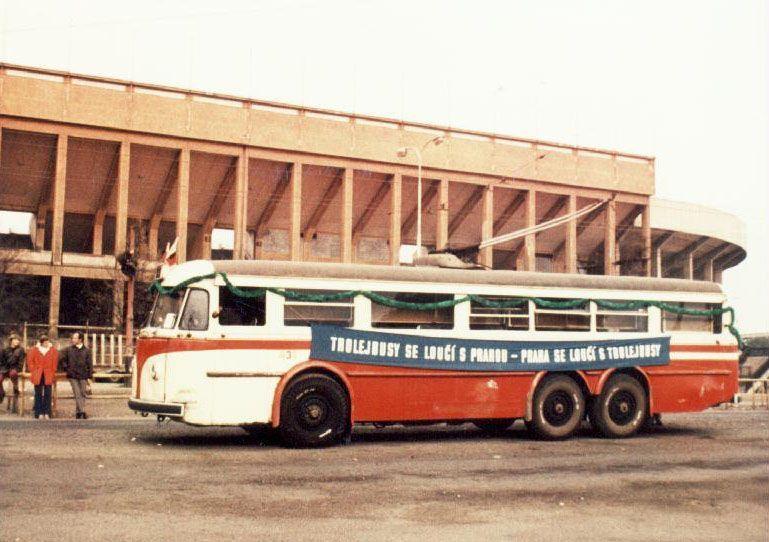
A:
148;289;186;329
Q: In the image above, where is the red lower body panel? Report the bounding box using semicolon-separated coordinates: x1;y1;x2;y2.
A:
333;359;738;423
340;363;535;422
645;359;738;413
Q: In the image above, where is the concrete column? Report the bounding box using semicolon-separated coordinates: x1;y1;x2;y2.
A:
523;190;536;271
341;168;354;263
290;162;302;261
114;140;130;256
703;258;715;282
603;199;617;276
48;275;61;338
654;247;663;278
112;280;125;328
233;152;248;259
714;266;723;284
35;213;46;251
199;221;213;260
686;253;695;280
641;204;652;277
389;173;402;265
479;186;494;268
148;216;161;261
92;212;105;255
436;179;449;251
552;247;566;273
51;135;68;264
175;148;190;263
565;194;577;274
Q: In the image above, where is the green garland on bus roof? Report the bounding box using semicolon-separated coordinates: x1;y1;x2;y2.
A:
148;271;743;348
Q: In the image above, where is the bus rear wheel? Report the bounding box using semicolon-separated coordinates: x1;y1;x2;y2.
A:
279;374;349;448
472;419;515;434
529;375;584;440
590;374;647;438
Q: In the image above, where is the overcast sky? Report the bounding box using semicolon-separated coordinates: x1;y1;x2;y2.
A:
0;0;767;332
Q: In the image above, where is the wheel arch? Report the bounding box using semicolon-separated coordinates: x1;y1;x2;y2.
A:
524;370;591;422
270;361;354;428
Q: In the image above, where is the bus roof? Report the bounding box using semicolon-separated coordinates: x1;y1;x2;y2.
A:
160;259;722;295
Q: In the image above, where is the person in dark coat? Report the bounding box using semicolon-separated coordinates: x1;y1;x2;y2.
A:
27;334;58;419
59;332;93;419
0;334;25;412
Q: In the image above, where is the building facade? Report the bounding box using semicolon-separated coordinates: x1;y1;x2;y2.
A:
0;64;746;335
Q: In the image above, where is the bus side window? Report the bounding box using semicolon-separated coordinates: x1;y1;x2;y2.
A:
662;302;721;333
596;301;648;333
371;293;454;330
534;299;590;332
284;290;354;327
179;289;209;331
469;296;529;330
218;287;266;326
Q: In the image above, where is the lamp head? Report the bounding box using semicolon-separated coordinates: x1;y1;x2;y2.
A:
396;147;408;158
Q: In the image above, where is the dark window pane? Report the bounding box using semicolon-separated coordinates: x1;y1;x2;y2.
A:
372;293;454;329
219;287;265;326
283;290;354;327
534;313;591;332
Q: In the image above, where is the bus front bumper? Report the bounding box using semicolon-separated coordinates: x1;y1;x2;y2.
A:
128;398;184;417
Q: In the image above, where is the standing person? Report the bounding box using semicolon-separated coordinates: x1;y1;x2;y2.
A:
59;332;93;419
0;334;25;413
27;334;58;419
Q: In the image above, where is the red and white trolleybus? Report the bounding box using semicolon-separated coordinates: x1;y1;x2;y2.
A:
129;260;739;447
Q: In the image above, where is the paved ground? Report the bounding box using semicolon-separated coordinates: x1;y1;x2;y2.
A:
0;401;767;542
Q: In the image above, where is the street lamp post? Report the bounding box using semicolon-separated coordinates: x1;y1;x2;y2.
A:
396;136;445;254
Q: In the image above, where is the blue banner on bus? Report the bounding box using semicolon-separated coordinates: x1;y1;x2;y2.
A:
310;325;670;372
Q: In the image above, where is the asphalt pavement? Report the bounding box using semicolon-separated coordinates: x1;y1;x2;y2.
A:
0;408;767;541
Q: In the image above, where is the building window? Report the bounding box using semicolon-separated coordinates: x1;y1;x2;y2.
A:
284;290;354;327
218;287;265;326
371;293;454;329
470;297;529;330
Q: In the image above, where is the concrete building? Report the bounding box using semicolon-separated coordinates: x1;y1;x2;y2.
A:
0;64;746;336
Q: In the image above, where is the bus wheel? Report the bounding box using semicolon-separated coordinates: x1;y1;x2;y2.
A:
279;374;349;448
530;375;584;440
472;419;515;433
590;375;647;438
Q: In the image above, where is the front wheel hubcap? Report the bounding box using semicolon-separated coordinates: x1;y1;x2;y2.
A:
298;396;328;429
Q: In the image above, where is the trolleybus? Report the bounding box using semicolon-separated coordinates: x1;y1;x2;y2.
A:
129;260;739;447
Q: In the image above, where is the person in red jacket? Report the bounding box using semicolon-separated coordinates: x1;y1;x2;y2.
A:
27;334;58;419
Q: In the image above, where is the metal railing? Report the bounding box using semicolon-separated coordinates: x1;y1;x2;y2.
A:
733;378;769;409
0;323;132;370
